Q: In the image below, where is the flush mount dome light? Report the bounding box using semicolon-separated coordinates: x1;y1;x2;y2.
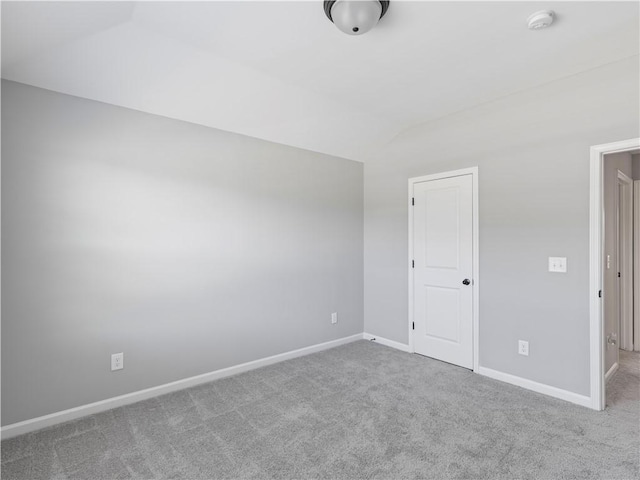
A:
527;10;555;30
324;0;389;35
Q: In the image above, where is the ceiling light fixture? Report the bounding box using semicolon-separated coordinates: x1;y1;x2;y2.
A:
324;0;389;35
527;10;555;30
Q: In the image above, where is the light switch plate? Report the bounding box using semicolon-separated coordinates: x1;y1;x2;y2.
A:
548;257;567;273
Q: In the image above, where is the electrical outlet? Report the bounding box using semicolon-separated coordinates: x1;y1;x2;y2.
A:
331;312;338;324
518;340;529;356
111;352;124;371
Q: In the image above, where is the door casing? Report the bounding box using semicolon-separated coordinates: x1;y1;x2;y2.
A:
634;180;640;352
408;167;479;372
589;138;640;411
617;171;633;352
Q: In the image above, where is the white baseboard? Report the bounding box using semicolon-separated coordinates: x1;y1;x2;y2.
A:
3;333;600;438
363;332;410;352
365;335;593;410
1;334;363;440
477;366;592;409
605;362;619;382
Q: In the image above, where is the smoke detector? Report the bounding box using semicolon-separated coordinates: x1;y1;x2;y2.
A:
527;10;555;30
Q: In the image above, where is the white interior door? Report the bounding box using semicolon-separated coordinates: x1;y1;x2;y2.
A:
411;173;474;369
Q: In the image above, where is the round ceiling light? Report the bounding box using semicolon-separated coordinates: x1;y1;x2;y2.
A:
324;0;390;35
527;10;555;30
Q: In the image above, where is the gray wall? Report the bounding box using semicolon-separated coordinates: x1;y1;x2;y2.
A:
602;152;632;373
363;56;639;396
1;80;364;426
633;154;640;180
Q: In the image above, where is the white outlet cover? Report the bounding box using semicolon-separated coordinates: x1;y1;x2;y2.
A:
518;340;529;356
548;257;567;273
111;352;124;371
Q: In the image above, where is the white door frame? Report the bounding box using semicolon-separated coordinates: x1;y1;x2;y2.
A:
589;138;640;411
408;167;480;372
617;171;633;352
634;180;640;352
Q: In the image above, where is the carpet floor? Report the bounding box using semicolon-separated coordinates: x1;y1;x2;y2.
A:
1;341;638;479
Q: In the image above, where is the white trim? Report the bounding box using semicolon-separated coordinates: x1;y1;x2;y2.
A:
472;170;480;371
477;367;592;409
634;181;640;352
617;171;633;351
605;362;619;383
408;178;415;354
0;334;363;440
589;138;640;411
408;167;479;371
363;333;410;352
408;167;478;185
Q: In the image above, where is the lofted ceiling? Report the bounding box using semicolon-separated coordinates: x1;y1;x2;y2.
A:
2;1;638;161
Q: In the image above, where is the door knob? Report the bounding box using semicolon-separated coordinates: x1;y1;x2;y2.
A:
462;279;471;285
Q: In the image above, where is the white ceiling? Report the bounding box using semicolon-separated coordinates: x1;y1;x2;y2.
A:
2;1;639;161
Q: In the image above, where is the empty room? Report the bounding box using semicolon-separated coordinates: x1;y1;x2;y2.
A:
1;1;639;479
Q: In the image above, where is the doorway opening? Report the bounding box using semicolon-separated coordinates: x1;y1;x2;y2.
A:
590;139;640;410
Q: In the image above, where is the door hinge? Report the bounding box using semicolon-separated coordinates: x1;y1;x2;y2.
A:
412;197;415;206
412;322;415;330
412;260;415;268
598;290;602;298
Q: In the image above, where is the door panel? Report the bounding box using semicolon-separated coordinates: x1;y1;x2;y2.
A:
423;187;460;269
424;286;460;342
412;174;473;369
